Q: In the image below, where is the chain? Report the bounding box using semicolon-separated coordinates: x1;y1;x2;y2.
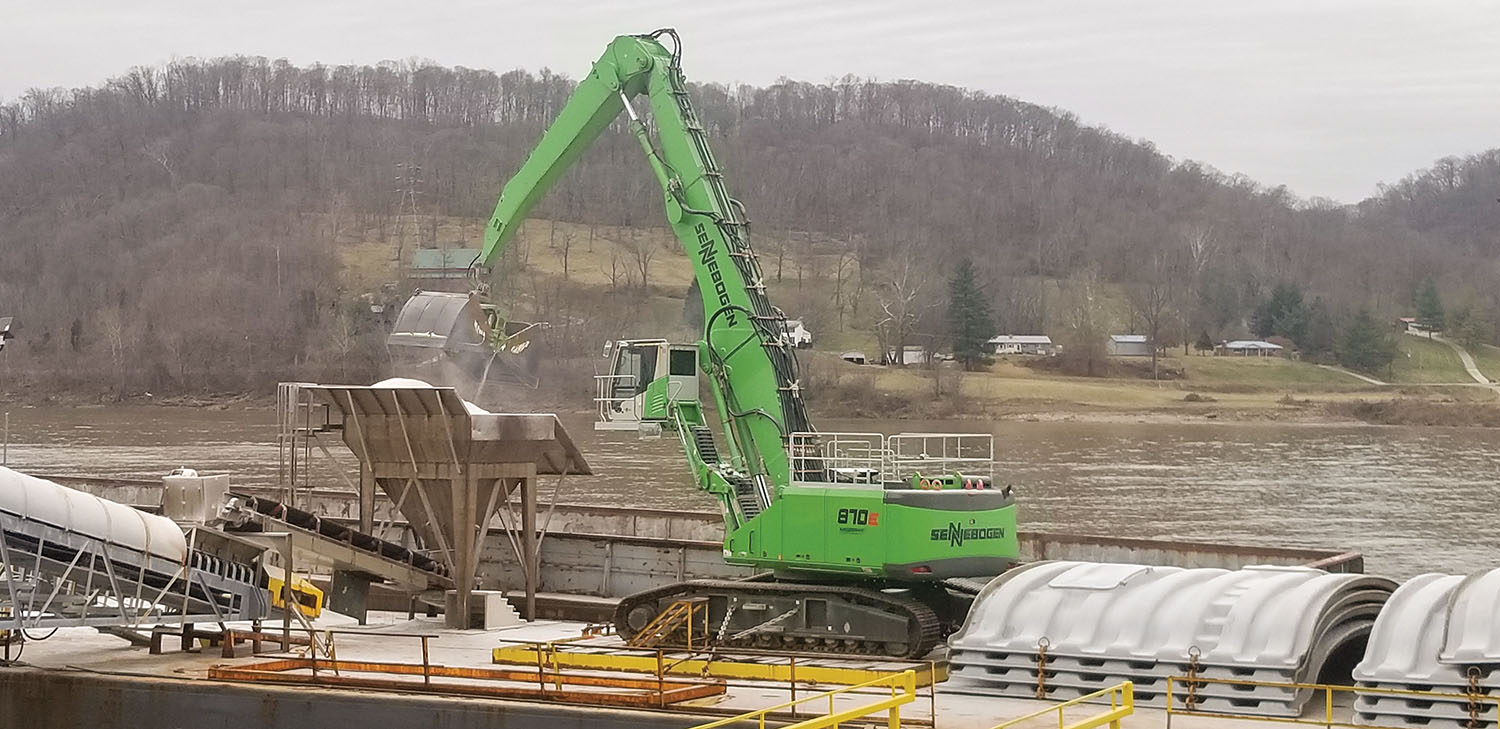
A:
713;601;738;643
728;606;799;642
1186;645;1203;711
1466;666;1483;729
1036;637;1050;699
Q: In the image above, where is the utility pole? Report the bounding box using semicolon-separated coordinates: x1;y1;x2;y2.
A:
1;317;13;467
394;162;424;281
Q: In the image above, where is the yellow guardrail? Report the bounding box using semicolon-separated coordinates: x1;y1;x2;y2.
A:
494;639;945;687
992;682;1135;729
688;669;917;729
1165;675;1500;729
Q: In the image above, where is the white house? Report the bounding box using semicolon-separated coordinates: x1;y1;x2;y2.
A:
886;346;933;366
1107;334;1151;357
785;319;813;348
987;334;1058;356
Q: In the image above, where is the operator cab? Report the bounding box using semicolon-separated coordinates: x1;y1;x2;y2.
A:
595;339;699;431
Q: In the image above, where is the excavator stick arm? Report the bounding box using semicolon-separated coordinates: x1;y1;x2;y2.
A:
473;31;812;493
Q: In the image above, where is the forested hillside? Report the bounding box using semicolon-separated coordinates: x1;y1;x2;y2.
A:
1;56;1496;398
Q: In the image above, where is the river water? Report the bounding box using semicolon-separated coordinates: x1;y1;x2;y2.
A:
2;406;1495;579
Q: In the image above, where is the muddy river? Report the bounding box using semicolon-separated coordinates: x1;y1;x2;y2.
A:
2;406;1495;579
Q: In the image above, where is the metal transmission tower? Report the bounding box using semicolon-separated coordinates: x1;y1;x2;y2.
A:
393;162;426;277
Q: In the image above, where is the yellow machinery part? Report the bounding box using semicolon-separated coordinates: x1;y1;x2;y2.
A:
268;574;325;619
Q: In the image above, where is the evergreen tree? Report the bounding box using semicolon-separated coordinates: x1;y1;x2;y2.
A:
1336;309;1398;374
1303;298;1338;358
1250;283;1309;345
1447;304;1493;349
946;258;995;371
1414;278;1445;335
1194;330;1215;353
1460;310;1493;349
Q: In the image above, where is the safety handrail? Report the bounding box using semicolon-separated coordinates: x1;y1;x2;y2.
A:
789;431;998;484
595;373;640;422
688;669;917;729
992;681;1134;729
1165;675;1500;729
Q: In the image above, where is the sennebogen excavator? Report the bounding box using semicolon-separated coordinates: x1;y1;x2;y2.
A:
472;29;1018;658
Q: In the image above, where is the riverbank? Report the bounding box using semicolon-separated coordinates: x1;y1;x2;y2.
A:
803;354;1500;427
6;354;1499;428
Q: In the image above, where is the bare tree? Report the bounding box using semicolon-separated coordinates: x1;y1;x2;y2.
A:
97;305;129;399
627;229;658;292
1127;248;1180;380
330;311;358;380
141;138;179;188
874;253;931;367
555;228;577;280
832;246;858;330
1179;224;1217;353
604;250;627;291
1057;268;1112;377
765;232;790;282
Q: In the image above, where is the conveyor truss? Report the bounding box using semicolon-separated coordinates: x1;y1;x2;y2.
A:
1;515;268;632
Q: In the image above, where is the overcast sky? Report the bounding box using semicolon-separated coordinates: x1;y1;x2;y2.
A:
4;0;1497;202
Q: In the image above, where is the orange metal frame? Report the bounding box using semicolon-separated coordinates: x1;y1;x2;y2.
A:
207;657;725;708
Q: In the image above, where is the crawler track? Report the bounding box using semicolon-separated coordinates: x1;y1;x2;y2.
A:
615;578;943;658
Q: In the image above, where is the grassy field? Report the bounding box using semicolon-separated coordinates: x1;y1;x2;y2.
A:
1467;343;1500;383
1389;334;1472;384
810;350;1399;419
1178;355;1367;387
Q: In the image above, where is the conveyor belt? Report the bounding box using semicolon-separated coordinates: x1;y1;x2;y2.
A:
224;494;452;590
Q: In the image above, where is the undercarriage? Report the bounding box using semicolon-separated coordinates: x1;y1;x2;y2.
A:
614;576;979;659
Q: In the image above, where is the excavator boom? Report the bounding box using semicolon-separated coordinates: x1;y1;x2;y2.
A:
477;31;809;490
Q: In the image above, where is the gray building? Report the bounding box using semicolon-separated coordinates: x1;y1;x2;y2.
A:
1107;334;1151;357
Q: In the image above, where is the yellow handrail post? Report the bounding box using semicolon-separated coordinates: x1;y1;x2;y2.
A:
687;669;916;729
1166;677;1174;729
990;680;1134;729
1324;686;1333;729
790;656;798;719
1114;682;1133;729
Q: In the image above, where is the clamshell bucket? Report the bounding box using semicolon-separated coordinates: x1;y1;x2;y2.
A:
387;291;543;388
387;291;491;355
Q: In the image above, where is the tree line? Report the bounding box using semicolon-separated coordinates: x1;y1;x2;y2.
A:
1;55;1496;397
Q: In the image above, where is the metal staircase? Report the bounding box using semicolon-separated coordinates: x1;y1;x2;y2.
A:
625;597;709;649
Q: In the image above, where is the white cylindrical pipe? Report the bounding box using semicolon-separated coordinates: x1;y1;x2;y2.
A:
0;466;188;563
